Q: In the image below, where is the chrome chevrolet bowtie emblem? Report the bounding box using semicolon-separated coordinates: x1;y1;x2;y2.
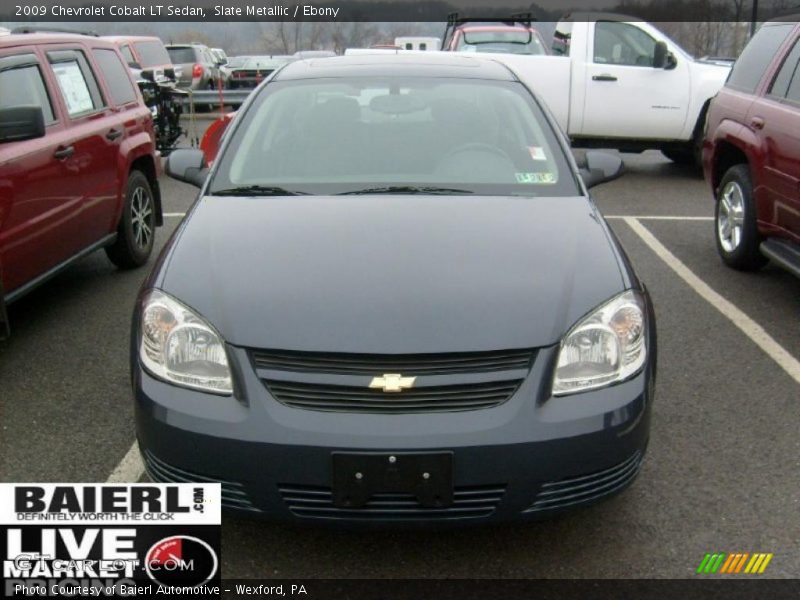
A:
369;374;416;393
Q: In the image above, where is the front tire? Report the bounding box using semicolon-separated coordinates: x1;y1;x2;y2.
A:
714;164;766;271
106;170;156;269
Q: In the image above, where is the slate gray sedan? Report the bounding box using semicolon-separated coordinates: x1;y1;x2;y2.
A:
133;54;656;524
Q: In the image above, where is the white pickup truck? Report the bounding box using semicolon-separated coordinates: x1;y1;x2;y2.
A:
451;13;733;164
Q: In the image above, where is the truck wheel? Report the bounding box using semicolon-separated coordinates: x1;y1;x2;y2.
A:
714;165;766;271
105;170;155;269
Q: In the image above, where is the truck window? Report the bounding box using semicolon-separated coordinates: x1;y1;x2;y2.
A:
593;21;657;67
119;44;135;65
0;57;55;124
47;50;105;117
768;38;800;100
727;24;793;93
93;48;137;105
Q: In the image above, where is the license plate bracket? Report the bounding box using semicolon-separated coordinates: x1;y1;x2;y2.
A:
332;452;453;509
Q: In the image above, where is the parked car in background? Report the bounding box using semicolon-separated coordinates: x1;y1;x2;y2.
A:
219;55;246;83
455;13;730;166
395;36;441;51
703;17;800;276
104;35;176;82
137;53;655;524
211;47;228;65
443;14;549;56
166;43;219;90
0;31;162;337
226;55;293;89
0;27;10;37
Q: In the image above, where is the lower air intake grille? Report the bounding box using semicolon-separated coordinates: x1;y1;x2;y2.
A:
266;379;522;413
143;450;260;513
525;451;643;513
279;484;506;520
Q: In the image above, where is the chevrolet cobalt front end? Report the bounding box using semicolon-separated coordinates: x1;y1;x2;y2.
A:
133;54;656;524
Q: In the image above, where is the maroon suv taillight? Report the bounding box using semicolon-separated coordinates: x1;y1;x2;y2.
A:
192;63;203;78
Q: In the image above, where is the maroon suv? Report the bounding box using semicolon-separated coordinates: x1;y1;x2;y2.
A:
703;17;800;276
0;31;162;337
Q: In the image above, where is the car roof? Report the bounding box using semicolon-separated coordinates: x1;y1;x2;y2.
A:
275;53;516;81
0;32;117;49
103;35;163;43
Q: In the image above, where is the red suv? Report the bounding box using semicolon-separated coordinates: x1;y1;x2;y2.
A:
703;17;800;276
442;13;549;55
0;31;162;337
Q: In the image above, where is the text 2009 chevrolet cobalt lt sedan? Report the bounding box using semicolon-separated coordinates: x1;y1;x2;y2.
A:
133;54;656;524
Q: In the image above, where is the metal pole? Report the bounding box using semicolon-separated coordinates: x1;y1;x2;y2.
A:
750;0;758;38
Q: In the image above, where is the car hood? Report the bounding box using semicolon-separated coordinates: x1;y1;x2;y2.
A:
157;195;628;353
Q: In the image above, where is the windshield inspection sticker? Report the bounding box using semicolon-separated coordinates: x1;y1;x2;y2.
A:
516;172;556;184
528;146;548;161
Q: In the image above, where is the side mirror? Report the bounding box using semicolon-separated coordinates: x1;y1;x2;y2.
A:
653;41;668;68
0;106;45;143
165;148;208;188
577;150;624;189
140;69;155;82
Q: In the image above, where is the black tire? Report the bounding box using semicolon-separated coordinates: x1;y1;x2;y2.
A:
714;164;767;271
105;170;156;269
663;112;705;168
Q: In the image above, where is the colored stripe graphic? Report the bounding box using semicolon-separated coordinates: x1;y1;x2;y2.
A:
700;552;773;574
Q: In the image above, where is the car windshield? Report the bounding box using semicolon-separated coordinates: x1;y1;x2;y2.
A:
210;77;578;197
458;30;546;55
166;47;195;64
134;41;171;67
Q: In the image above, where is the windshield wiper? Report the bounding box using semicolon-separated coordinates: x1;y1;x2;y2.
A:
338;186;474;196
210;185;307;197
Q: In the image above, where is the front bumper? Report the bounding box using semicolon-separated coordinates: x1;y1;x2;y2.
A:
134;342;655;526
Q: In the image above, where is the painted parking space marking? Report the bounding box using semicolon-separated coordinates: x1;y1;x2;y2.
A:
107;440;145;483
164;212;186;218
625;217;800;386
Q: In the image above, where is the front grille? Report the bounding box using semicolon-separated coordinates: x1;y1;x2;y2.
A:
251;348;535;376
266;379;523;413
142;450;260;513
279;484;506;520
525;451;643;513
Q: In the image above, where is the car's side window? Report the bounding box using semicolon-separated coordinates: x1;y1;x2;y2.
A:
119;44;136;66
93;48;137;106
46;49;105;118
593;21;657;67
769;38;800;102
0;54;56;124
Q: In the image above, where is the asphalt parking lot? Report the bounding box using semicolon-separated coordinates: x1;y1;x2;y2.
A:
1;136;799;578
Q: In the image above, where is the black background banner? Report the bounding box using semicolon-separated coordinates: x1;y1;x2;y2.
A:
0;0;795;23
221;579;799;599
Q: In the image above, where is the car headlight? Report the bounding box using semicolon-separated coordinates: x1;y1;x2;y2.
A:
139;289;232;395
552;290;647;396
